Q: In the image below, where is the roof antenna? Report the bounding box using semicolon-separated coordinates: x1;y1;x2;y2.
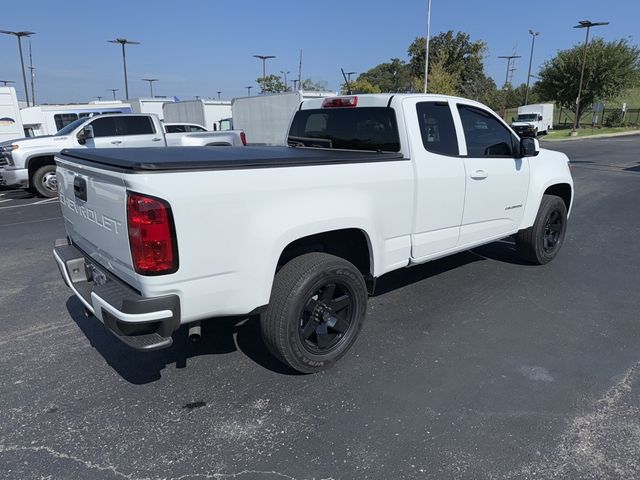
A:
340;68;352;95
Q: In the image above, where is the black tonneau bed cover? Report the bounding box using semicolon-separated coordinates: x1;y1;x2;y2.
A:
58;146;405;172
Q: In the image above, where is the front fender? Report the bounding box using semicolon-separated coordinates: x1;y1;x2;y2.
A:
520;148;574;229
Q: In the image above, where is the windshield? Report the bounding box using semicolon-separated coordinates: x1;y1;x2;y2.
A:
288;107;400;152
55;118;88;136
516;114;538;121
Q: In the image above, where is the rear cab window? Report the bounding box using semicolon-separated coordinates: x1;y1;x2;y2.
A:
416;102;459;156
288;107;401;152
121;116;155;136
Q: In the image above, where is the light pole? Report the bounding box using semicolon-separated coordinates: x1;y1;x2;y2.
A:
108;38;140;100
253;54;275;93
524;30;539;105
0;30;35;106
424;0;432;93
0;80;15;86
217;91;222;100
245;86;253;96
142;78;158;97
498;55;521;87
96;96;103;101
28;39;36;105
345;71;356;84
571;20;609;134
280;70;290;90
108;88;119;100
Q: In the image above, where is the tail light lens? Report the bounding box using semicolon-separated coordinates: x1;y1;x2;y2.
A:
240;130;247;145
127;192;178;275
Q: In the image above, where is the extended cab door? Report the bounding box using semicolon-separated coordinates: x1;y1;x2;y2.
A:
403;97;466;259
120;116;165;147
454;102;530;245
83;116;124;148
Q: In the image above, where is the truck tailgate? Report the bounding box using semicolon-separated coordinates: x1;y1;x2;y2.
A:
56;156;139;289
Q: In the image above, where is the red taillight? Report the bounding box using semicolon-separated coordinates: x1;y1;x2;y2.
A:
322;96;358;108
240;130;247;146
127;192;178;275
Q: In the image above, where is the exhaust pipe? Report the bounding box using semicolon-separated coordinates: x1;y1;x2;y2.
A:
188;321;202;341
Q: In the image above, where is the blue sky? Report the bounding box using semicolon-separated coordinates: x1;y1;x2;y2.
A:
1;0;638;103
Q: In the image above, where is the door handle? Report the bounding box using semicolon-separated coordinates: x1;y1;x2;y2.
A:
152;137;162;142
110;140;122;145
470;169;488;180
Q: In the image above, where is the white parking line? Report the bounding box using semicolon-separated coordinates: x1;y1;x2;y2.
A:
0;216;60;227
0;199;11;203
34;198;58;204
0;199;60;210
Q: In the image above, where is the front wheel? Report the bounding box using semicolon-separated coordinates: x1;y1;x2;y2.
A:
32;164;58;198
261;252;368;373
516;194;568;265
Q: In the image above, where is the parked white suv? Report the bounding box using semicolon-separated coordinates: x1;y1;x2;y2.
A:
54;94;573;373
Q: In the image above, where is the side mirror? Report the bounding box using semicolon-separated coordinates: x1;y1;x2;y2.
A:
511;117;515;122
520;137;540;157
76;125;94;145
538;114;543;121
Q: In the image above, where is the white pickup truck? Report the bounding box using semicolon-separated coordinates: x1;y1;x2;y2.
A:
0;113;245;197
53;94;573;373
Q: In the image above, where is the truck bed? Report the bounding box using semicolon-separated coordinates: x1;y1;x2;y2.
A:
59;146;405;172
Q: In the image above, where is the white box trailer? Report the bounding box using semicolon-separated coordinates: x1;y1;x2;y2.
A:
0;87;25;142
163;100;232;131
128;97;174;121
20;101;132;137
232;91;336;145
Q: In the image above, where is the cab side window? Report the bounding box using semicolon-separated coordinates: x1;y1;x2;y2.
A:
457;104;517;157
416;102;459;156
89;117;118;137
120;116;155;135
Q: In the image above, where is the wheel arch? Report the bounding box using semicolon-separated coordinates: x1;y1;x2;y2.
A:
275;227;376;292
26;154;57;185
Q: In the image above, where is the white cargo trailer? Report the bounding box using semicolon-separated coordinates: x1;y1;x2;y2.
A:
128;97;174;121
232;91;336;145
163;100;232;131
0;87;25;142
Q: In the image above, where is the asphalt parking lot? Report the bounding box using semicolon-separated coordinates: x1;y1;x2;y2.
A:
1;135;639;480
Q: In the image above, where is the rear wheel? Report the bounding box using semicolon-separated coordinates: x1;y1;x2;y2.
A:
32;164;58;198
516;194;568;264
261;252;368;373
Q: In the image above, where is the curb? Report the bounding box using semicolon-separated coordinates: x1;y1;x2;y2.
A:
542;130;640;142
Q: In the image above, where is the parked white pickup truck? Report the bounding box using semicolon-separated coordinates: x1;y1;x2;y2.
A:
53;94;573;373
0;113;245;197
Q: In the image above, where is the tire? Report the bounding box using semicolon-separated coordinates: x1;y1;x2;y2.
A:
516;194;568;265
32;164;58;198
261;252;368;373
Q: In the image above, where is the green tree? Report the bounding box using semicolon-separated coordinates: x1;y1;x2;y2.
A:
537;38;640;126
341;78;382;94
411;57;459;95
301;78;330;91
256;74;289;94
357;58;412;92
408;31;490;98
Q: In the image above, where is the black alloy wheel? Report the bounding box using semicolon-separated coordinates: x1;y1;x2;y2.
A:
543;209;564;254
261;252;368;373
299;282;354;354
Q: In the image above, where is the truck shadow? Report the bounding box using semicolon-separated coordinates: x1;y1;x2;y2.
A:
65;239;529;384
66;297;300;384
374;237;530;295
